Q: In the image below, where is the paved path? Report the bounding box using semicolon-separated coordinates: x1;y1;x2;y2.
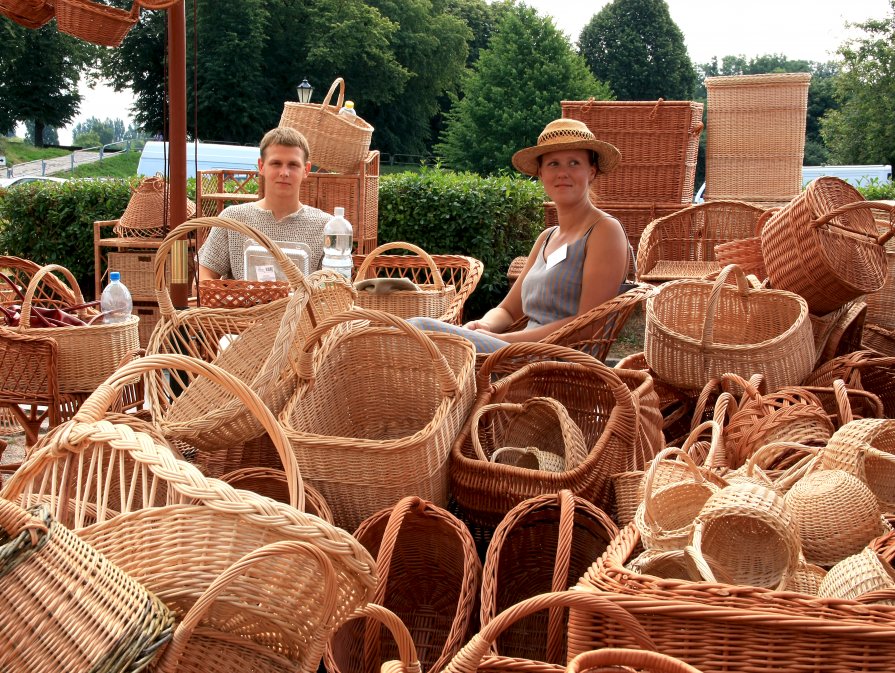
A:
6;149;105;178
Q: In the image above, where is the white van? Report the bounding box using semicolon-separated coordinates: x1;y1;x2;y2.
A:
801;165;891;188
137;141;260;179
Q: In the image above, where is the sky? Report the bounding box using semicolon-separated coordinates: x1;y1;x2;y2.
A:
53;0;891;145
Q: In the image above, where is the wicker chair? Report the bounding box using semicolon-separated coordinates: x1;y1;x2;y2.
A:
474;282;656;372
636;200;766;282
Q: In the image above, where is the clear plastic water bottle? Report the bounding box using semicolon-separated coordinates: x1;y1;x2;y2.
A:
101;271;132;323
338;100;357;118
321;207;353;280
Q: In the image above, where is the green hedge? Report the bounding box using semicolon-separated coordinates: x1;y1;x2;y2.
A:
857;178;895;201
378;167;546;318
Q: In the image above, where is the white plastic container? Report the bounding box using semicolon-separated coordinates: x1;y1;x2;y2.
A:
322;207;353;280
243;239;311;280
101;271;133;324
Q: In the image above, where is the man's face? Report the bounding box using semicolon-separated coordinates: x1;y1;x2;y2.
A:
257;144;310;197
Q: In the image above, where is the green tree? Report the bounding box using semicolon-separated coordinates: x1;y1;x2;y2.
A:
0;20;87;147
438;4;611;175
578;0;696;100
821;1;895;171
24;121;59;146
71;117;122;146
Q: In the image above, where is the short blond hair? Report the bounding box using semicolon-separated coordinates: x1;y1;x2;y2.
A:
260;127;310;162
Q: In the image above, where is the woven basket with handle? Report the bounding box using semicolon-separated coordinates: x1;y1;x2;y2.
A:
0;0;52;28
55;0;140;46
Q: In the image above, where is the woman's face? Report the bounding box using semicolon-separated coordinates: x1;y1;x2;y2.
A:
537;149;596;206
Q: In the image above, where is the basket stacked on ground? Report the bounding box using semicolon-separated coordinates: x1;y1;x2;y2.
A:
644;263;815;392
704;72;811;203
280;308;476;530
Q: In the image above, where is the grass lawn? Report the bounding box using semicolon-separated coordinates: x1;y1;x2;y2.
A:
1;137;69;165
59;150;140;178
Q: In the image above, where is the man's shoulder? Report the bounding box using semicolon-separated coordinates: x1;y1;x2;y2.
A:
294;205;331;224
219;202;261;220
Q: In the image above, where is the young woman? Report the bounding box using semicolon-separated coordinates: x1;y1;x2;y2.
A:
412;118;629;353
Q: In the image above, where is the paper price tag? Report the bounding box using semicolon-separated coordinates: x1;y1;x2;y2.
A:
256;265;277;282
545;244;568;270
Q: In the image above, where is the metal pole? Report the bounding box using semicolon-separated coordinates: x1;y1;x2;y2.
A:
168;1;190;310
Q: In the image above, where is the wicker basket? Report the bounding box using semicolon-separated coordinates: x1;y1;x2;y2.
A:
480;491;618;665
864;323;895;356
761;180;895;314
713;207;778;279
570;522;895;672
0;498;173;673
146;216;355;458
803;351;895;417
644;263;815;391
17;264;139;394
327;496;481;673
818;548;895;602
704;73;811;202
219;467;334;522
279;77;373;174
198;279;290;308
568;648;703;673
451;343;643;529
561;99;704;204
354;242;457;321
115;175;197;239
0;0;52;28
55;0;140;46
823;418;895;510
280;308;476;530
865;215;895;330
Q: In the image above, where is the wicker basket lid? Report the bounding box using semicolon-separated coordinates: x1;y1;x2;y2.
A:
117;175;196;234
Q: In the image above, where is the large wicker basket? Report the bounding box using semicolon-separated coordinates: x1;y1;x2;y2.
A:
760;179;895;314
55;0;140;47
280;308;476;530
17;264;139;394
704;72;811;202
0;0;53;28
279;77;373;174
644;263;815;391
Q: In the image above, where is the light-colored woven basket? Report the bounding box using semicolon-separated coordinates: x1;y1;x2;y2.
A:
281;308;476;531
785;557;828;596
17;264;139;394
198;279;290;308
0;498;174;673
713;207;778;280
354;242;458;321
761;179;895;314
327;496;480;673
823;418;895;510
115;175;197;238
279;77;373;174
644;263;815;391
818;548;895;603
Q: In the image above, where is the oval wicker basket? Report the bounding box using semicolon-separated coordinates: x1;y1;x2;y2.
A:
823;418;895;510
818;548;895;603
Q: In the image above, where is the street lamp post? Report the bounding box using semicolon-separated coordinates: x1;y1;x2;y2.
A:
297;78;314;104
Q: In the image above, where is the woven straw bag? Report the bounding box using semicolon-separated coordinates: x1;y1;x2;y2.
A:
147;216;355;459
645;263;815;391
471;396;587;474
327;496;480;673
443;591;656;673
784;469;885;567
279;77;373;174
761;179;895;314
0;498;173;672
354;242;458;320
634;445;721;552
480;491;618;665
55;0;139;47
17;264;139;394
818;548;895;602
281;308;476;530
0;0;52;28
451;343;644;529
115;175;197;238
823;418;895;510
568;648;703;673
690;483;800;589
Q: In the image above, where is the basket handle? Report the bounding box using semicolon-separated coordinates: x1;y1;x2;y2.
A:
443;591;655;673
568;648;703;673
809;200;895;245
689;520;792;591
328;604;421;673
642;445;706;530
74;353;305;511
155;216;306;317
321;77;347;112
294;308;459;398
156;540;337;673
754;207;780;237
546;490;577;663
0;498;47;547
744;441;819;478
355;241;445;289
833;378;854;425
701;264;754;349
19;264;85;332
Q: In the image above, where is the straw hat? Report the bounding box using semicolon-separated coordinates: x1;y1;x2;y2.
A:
511;118;621;176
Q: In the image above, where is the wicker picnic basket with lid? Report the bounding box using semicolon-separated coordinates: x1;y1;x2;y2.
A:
760;178;895;314
561;99;703;204
16;263;139;394
704;72;811;202
279;77;373;174
0;498;173;673
280;307;476;530
55;0;140;47
146;216;355;457
353;242;458;321
327;496;480;673
645;263;814;391
569;521;895;673
451;343;653;529
480;491;618;665
115;175;198;238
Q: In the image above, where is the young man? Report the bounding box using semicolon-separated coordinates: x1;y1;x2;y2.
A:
198;127;330;280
